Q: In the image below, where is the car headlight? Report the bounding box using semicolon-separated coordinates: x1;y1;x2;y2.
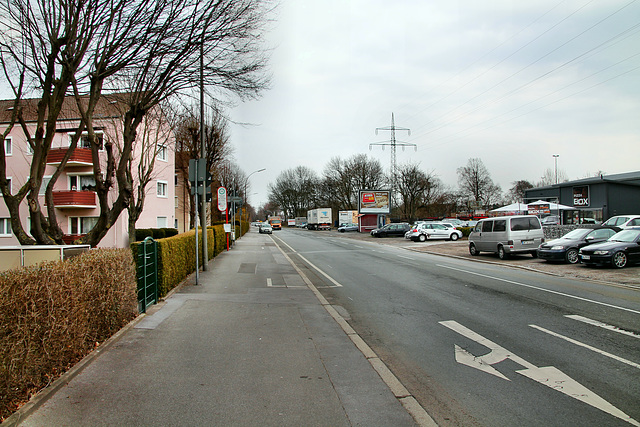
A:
551;245;564;250
594;250;609;255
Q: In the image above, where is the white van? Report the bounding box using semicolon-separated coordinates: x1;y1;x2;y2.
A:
468;215;544;259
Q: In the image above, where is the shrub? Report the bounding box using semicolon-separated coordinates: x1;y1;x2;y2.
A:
0;249;137;421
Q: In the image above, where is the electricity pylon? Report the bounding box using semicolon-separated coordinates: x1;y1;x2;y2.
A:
369;113;415;191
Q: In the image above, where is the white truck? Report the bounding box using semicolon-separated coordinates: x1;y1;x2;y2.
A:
307;208;332;230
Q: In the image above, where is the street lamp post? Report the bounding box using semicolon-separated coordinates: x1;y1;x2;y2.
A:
553;154;559;184
244;168;266;222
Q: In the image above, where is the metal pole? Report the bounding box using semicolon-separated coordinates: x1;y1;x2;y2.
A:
553;154;559;185
194;161;199;285
200;38;208;270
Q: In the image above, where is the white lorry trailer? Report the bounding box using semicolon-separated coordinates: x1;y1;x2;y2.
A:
307;208;332;230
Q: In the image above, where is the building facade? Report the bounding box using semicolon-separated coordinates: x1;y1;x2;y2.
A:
524;171;640;224
0;96;175;248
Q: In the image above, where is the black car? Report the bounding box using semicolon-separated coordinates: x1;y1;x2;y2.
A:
370;223;411;237
537;226;619;264
579;227;640;268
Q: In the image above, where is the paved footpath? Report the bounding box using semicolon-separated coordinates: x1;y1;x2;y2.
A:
8;230;424;427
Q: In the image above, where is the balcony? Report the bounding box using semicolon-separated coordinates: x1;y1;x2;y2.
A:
61;234;86;245
50;190;97;209
47;147;93;166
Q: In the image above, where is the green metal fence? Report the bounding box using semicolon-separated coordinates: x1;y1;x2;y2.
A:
137;236;158;313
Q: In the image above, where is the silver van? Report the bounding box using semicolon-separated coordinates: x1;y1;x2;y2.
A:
468;215;544;259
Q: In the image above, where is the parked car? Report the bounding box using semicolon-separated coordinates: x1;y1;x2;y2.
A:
579;227;640;268
601;215;640;229
537;226;619;264
541;215;560;225
409;222;463;242
338;223;358;232
370;223;411;237
442;218;465;228
468;215;544;259
258;223;273;234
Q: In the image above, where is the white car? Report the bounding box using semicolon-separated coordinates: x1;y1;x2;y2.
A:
408;222;463;242
602;215;640;229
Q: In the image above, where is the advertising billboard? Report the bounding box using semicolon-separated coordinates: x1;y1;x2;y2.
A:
359;190;391;214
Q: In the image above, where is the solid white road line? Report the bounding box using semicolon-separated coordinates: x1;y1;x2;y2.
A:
438;264;640;315
272;236;343;287
566;315;640;339
529;324;640;370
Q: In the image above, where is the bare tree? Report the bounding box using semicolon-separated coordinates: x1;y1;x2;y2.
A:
396;163;432;221
268;166;319;218
174;106;232;229
457;158;501;209
538;167;569;187
0;0;271;246
507;180;534;203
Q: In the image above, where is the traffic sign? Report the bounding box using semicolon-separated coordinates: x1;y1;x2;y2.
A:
217;187;227;212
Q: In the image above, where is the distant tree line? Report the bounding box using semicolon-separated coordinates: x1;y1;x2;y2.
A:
266;155;578;222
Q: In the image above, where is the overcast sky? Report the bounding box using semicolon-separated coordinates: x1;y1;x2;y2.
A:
229;0;640;208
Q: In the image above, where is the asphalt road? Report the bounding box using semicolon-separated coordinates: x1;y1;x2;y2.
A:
271;228;640;427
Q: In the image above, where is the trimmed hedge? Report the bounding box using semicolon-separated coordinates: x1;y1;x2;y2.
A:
148;222;245;298
0;249;137;421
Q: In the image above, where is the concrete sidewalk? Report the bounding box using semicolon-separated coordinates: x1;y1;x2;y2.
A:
9;231;424;426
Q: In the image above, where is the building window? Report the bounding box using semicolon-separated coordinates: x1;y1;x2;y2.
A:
1;177;11;197
38;176;52;196
4;137;12;156
157;180;168;197
157;144;168;162
69;217;98;235
69;132;103;150
174;174;178;186
157;216;167;228
0;218;12;236
175;196;178;208
69;174;96;191
174;218;178;229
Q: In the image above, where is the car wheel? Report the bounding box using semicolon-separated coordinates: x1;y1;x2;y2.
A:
498;246;508;260
565;248;579;264
469;243;479;256
418;234;427;242
612;251;627;268
450;233;459;241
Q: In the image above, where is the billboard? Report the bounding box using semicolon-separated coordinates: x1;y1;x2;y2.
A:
359;190;391;214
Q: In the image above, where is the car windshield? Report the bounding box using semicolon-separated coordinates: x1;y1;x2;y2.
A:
609;229;640;243
561;228;591;240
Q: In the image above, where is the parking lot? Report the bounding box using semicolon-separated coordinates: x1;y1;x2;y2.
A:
320;228;640;287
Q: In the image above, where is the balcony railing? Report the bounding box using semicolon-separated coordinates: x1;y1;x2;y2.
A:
46;147;93;166
50;190;97;208
61;234;86;245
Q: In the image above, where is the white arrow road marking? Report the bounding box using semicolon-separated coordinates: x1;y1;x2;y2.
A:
517;366;640;427
454;344;510;381
439;320;640;426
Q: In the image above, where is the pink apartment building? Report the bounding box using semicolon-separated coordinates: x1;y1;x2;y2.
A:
0;96;175;248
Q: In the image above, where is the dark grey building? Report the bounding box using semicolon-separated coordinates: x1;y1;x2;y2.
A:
524;171;640;224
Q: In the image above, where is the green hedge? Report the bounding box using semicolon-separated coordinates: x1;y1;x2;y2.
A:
146;222;247;298
0;249;137;421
